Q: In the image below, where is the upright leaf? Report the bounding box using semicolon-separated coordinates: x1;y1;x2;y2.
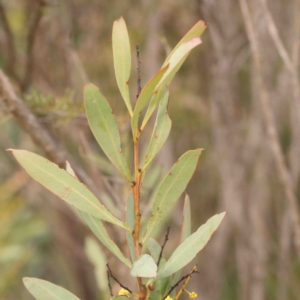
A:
81;212;132;268
112;17;132;115
147;238;162;262
170;194;191;292
126;194;136;262
131;254;157;278
164;20;207;64
23;278;80;300
141;38;201;130
157;212;226;279
84;84;131;181
131;65;169;139
147;239;170;300
142;87;171;171
84;237;109;295
10;150;129;230
180;194;191;242
143;149;202;242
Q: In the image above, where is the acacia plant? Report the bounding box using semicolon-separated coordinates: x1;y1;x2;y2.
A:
9;17;225;300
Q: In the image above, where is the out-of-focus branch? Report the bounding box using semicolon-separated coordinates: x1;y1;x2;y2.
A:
0;67;101;197
238;0;300;256
0;1;19;82
21;0;45;92
259;0;294;73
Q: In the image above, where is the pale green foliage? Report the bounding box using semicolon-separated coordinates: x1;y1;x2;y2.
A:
131;254;157;278
11;17;225;300
23;278;80;300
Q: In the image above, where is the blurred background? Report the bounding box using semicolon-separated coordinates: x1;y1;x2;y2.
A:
1;0;300;299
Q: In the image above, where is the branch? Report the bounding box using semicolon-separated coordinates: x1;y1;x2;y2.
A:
107;270;113;297
0;1;19;82
21;0;45;92
163;266;198;299
136;45;142;99
238;0;300;257
106;263;132;294
157;226;170;267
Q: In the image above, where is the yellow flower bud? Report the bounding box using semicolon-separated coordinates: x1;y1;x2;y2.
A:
189;291;197;298
118;288;130;296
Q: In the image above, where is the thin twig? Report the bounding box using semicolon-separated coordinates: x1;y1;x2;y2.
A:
107;270;113;297
157;226;170;267
238;0;300;257
136;45;142;99
163;266;199;299
106;263;132;293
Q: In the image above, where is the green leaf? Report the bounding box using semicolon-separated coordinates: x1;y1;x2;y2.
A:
23;278;80;300
147;238;161;262
181;194;191;242
142;87;171;171
10;150;129;230
143;149;202;242
110;297;129;300
84;237;109;295
84;83;131;182
164;20;207;65
131;65;169;139
170;194;191;292
157;212;226;279
147;239;170;299
131;254;157;278
80;212;132;268
112;17;132;115
141;38;201;130
126;194;136;262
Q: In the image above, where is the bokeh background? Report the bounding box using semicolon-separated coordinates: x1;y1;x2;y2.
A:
1;0;300;299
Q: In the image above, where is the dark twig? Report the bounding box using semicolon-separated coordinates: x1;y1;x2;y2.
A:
157;226;170;267
163;267;199;299
21;0;45;92
107;270;113;297
136;45;142;99
106;263;132;294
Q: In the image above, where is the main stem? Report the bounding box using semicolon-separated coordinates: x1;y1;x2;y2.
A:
132;133;146;299
132;45;146;299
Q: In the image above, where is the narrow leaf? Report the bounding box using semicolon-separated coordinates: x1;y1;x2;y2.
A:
126;194;136;262
10;150;129;230
171;194;191;290
131;65;169;138
84;83;131;181
157;212;226;279
131;254;157;278
147;239;170;299
164;20;207;65
180;194;191;242
142;86;171;171
23;278;80;300
81;212;132;268
84;237;109;295
112;17;132;115
147;238;162;262
143;149;202;242
141;39;201;130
